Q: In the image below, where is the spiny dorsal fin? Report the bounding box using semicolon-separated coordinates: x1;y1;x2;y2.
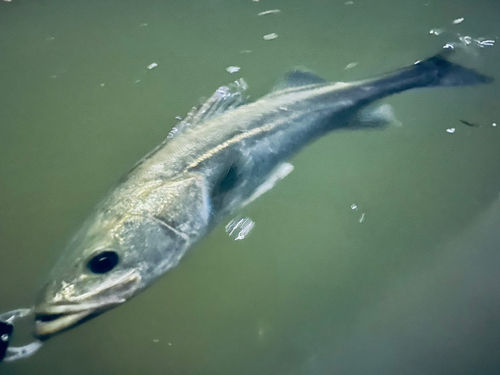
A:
271;69;327;92
168;78;249;139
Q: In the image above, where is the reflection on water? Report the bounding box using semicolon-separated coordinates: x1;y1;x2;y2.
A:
1;0;500;374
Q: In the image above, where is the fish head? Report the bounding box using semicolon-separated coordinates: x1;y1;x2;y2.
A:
34;175;208;339
33;209;190;339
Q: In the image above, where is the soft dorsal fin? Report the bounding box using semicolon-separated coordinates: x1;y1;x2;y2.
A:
168;78;249;139
271;70;327;92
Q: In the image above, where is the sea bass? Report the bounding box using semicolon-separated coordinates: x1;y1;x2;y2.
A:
34;52;492;338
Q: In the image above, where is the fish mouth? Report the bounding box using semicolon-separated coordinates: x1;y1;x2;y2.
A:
34;303;112;340
34;269;142;339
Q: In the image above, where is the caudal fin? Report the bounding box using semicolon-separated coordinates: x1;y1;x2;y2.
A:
415;51;493;87
366;50;493;100
310;51;492;133
341;52;493;131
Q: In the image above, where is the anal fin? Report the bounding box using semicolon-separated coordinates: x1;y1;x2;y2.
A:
354;104;400;128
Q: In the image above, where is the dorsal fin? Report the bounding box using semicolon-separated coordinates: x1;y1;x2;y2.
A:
271;70;327;92
168;78;249;139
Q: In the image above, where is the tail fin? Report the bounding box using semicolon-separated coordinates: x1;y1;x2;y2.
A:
317;51;492;133
367;51;493;98
415;52;493;87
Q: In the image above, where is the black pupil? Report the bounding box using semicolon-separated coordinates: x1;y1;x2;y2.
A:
88;251;119;274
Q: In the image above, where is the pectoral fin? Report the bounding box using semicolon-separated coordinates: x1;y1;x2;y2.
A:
242;162;294;207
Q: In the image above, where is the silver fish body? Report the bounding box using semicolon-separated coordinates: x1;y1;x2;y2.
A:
33;52;492;338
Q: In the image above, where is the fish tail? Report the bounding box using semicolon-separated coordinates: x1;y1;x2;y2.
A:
368;51;493;98
411;51;493;87
342;51;493;130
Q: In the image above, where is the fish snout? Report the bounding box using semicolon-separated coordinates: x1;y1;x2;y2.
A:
33;270;142;339
33;280;93;339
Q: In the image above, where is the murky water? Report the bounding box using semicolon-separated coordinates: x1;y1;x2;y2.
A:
1;0;500;374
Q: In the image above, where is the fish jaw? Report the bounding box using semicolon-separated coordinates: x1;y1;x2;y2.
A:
34;300;121;339
34;307;98;339
34;269;142;339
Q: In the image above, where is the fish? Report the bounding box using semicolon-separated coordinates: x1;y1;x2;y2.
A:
33;51;492;339
459;119;480;127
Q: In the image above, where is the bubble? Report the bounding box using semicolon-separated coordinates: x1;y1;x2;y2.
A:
226;217;255;241
359;213;366;223
263;33;279;40
226;66;241;74
258;9;281;16
429;29;443;36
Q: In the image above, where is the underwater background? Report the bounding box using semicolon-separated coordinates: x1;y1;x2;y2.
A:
1;0;500;374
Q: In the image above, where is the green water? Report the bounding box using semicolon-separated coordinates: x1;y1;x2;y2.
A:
1;0;500;374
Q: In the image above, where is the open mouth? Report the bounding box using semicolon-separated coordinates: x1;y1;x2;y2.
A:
34;309;98;339
34;270;142;339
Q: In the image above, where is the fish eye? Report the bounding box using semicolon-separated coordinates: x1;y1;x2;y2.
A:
87;251;119;274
